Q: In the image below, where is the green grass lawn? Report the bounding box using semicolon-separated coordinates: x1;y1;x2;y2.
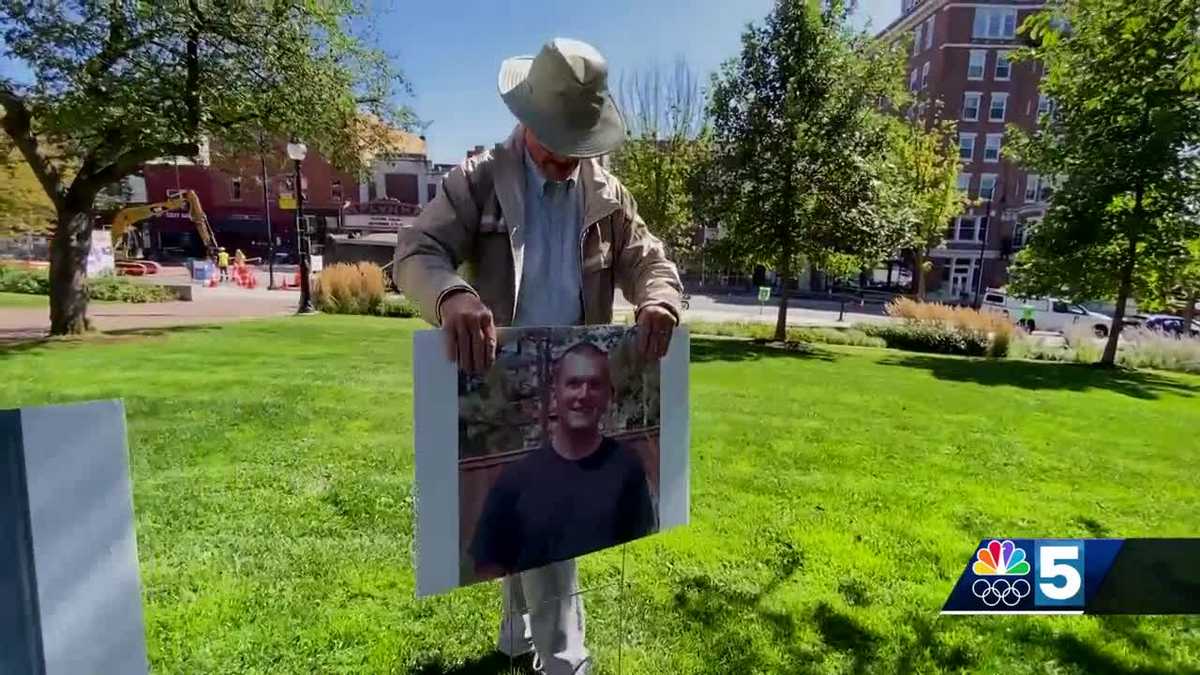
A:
0;290;49;307
1;316;1198;674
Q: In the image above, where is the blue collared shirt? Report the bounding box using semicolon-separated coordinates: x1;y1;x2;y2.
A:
512;150;584;327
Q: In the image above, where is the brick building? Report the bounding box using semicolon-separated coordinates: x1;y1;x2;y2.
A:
120;129;440;261
880;0;1053;302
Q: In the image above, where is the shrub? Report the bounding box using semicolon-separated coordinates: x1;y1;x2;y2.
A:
1062;324;1103;363
314;262;386;315
883;298;1013;357
0;265;51;294
378;295;420;318
1118;328;1200;374
1;265;173;302
684;321;886;348
86;277;176;303
862;322;991;357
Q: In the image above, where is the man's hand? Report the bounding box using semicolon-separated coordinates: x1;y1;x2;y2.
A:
439;290;496;374
637;304;677;361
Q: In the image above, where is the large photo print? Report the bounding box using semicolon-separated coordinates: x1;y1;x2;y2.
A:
459;326;661;585
413;325;689;596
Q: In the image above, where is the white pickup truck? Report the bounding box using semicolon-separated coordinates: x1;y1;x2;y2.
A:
981;288;1113;336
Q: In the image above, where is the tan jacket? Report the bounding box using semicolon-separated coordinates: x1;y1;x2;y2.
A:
393;127;683;327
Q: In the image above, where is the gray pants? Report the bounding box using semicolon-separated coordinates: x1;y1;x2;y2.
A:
497;558;589;674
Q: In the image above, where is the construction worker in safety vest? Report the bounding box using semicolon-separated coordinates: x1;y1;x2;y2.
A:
217;247;230;282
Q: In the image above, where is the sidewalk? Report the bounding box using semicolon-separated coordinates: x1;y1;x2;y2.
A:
0;284;299;343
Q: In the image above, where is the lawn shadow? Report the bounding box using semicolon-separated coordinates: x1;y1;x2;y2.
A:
878;354;1197;400
690;337;838;364
407;652;535;675
0;323;225;358
1006;615;1192;675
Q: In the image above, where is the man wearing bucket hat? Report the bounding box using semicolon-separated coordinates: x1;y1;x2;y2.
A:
395;38;682;674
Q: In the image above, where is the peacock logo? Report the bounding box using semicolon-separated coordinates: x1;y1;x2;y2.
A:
972;539;1030;576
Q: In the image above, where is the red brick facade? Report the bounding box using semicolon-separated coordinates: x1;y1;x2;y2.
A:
881;0;1049;302
137;142;359;260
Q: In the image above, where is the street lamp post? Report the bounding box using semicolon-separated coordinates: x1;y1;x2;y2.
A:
974;177;1005;308
287;139;315;314
259;132;276;289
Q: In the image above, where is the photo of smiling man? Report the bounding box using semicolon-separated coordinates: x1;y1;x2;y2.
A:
458;327;661;584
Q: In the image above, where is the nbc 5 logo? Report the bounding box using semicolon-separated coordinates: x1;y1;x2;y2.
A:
1034;540;1085;607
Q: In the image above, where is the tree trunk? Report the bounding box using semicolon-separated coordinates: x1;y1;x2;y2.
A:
1100;236;1138;367
774;276;790;342
1182;290;1198;336
915;250;927;300
49;209;92;335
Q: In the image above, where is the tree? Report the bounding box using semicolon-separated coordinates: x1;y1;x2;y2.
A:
1;142;56;236
1;0;411;334
1007;0;1200;365
611;58;710;263
889;118;973;299
1140;232;1200;330
704;0;909;340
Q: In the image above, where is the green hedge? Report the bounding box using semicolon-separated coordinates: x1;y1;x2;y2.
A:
861;322;998;357
377;295;420;318
0;266;175;303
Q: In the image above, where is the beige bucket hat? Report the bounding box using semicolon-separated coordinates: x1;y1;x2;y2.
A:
498;38;627;158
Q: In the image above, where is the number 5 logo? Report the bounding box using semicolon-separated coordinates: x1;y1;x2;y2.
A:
1035;540;1085;607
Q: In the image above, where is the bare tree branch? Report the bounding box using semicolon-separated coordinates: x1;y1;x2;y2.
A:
0;83;66;209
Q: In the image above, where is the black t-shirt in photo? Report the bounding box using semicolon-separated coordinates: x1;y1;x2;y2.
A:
469;437;657;575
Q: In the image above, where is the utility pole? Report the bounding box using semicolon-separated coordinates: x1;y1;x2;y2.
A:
259;132;275;289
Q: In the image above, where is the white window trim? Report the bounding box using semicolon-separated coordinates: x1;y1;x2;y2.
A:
967;49;987;81
957;172;973;194
994;50;1013;80
910;68;919;91
983;134;1003;162
962;92;982;121
959;132;977;161
979;173;999;201
921;61;931;89
972;7;1018;39
924;16;935;50
913;25;923;55
988;93;1008;122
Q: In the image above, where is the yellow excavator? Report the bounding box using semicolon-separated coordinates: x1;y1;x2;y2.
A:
110;189;219;259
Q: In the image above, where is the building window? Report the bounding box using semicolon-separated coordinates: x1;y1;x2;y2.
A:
921;61;930;89
1037;94;1056;120
973;7;1017;39
957;172;972;194
962;92;982;121
980;173;998;201
910;68;919;91
983;134;1002;162
924;16;935;50
995;51;1012;80
959;132;977;161
1025;174;1053;203
977;216;989;243
913;25;923;56
331;179;343;202
955;216;977;241
230;178;241;201
967;50;986;80
427;183;437;202
989;93;1008;122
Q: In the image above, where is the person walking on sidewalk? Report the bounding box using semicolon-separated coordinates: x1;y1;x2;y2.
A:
394;38;683;675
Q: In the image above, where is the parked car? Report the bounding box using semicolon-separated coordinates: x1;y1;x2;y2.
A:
1140;314;1200;337
981;288;1113;336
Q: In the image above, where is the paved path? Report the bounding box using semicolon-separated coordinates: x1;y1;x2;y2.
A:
616;292;893;327
0;284;298;343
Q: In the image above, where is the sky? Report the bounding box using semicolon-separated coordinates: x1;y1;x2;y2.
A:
385;0;901;163
1;0;902;165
